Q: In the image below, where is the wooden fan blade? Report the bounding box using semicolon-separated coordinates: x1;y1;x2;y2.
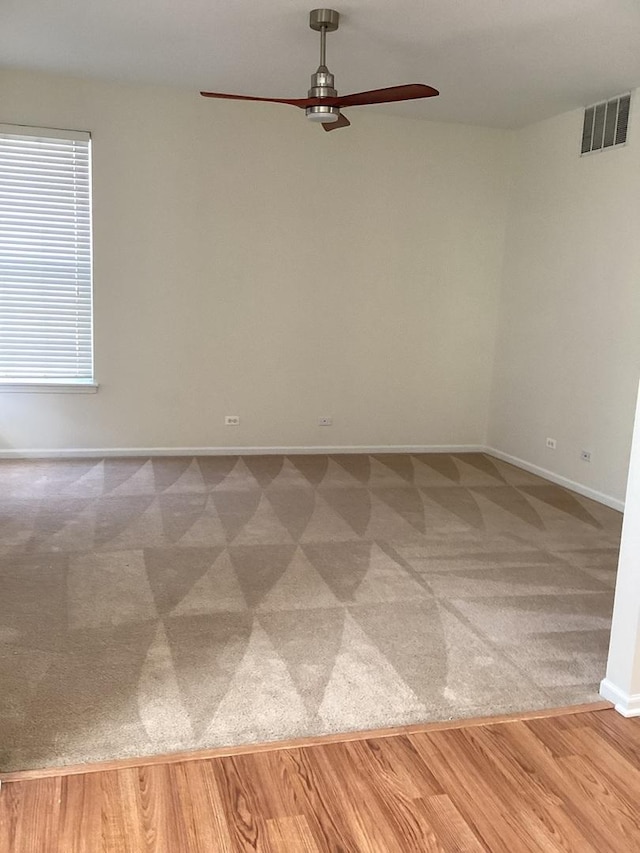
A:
333;84;439;108
322;113;351;131
200;91;309;108
200;84;438;113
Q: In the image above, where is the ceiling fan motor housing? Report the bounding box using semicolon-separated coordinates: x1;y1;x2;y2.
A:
306;67;340;122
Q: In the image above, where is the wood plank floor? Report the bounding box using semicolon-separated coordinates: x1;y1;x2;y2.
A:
2;707;640;852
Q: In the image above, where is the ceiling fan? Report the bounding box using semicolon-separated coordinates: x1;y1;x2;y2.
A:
201;8;439;131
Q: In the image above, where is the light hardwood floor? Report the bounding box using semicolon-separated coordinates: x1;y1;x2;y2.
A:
2;705;640;852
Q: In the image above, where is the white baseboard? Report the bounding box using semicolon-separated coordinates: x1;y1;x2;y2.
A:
484;447;624;512
599;679;640;717
0;442;624;511
0;444;484;460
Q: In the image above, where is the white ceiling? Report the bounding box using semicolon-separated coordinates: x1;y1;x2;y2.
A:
2;0;640;128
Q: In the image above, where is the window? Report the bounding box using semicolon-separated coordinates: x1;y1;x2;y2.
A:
0;124;95;391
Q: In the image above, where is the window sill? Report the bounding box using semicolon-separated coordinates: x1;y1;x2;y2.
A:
0;382;99;394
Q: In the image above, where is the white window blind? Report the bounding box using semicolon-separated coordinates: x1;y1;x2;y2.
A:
0;125;94;385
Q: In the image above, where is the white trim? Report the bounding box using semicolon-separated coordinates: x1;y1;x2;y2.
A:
0;442;624;511
484;447;624;512
0;383;99;394
599;679;640;717
0;444;484;460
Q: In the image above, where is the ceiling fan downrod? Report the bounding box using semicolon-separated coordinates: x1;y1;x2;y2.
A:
306;9;341;123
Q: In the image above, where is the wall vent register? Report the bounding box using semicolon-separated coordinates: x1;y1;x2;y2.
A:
581;94;631;155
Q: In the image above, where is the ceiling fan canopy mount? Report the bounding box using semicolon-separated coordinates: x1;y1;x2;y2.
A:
308;8;340;33
200;8;439;132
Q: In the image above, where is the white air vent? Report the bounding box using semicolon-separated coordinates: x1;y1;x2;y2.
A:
581;94;631;155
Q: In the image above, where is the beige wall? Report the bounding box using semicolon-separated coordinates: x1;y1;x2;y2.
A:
3;70;638;505
489;98;640;503
0;70;512;452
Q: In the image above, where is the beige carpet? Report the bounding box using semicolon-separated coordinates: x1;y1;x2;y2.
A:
0;453;622;772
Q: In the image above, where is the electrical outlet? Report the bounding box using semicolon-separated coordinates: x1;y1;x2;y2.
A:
581;450;592;462
546;437;557;449
318;417;332;426
224;415;240;426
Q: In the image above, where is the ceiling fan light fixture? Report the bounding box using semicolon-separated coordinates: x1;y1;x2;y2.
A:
306;105;340;122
